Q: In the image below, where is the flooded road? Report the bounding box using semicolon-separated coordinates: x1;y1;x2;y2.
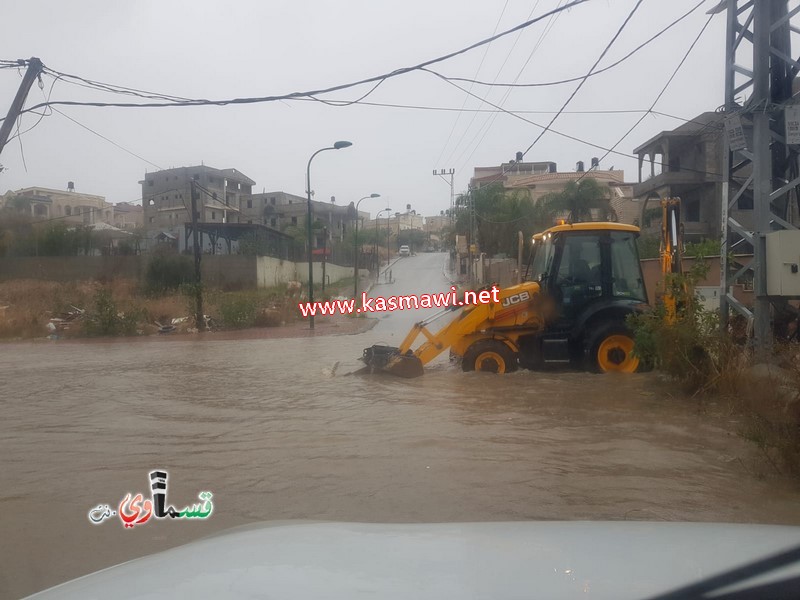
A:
2;252;800;598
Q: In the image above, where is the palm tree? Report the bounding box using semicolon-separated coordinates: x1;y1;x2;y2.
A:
540;178;617;223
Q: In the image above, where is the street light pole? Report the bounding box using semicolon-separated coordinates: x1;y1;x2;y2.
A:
376;208;391;282
322;226;327;293
354;193;380;305
305;141;352;330
386;211;392;281
395;212;401;254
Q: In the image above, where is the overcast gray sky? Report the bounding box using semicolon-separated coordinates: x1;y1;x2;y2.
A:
0;0;724;218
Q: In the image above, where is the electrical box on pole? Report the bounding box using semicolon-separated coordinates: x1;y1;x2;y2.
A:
766;230;800;295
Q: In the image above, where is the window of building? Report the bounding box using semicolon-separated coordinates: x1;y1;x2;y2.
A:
147;198;155;206
247;220;253;224
270;197;276;205
247;199;252;209
65;206;72;216
148;180;154;187
149;216;154;223
685;198;700;222
291;216;297;225
212;192;217;200
211;211;216;220
270;218;277;227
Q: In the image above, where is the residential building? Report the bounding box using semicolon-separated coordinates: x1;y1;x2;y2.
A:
424;214;449;234
368;210;424;232
112;202;143;230
471;157;639;225
632;111;733;242
245;191;307;228
247;191;367;249
140;165;255;248
0;184;113;225
471;156;558;189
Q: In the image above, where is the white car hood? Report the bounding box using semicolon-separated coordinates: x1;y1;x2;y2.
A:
26;521;800;599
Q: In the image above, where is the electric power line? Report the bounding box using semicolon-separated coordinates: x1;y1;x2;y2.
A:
429;70;725;180
445;0;544;169
576;11;715;184
4;72;57;146
436;0;706;90
52;107;164;171
40;66;202;103
2;0;592;120
454;0;564;173
519;0;646;161
294;94;715;123
434;0;510;167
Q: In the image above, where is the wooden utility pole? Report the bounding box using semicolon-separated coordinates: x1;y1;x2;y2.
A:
189;179;204;330
0;58;43;157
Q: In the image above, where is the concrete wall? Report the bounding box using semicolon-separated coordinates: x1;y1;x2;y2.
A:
475;257;519;289
256;256;367;288
640;255;753;308
0;255;365;291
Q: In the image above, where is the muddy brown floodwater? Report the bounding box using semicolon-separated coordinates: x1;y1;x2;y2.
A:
2;253;800;599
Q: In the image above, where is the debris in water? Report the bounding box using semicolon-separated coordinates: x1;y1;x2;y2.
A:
322;361;340;377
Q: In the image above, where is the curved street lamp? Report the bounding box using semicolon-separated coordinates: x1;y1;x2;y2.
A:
354;193;380;305
306;141;352;330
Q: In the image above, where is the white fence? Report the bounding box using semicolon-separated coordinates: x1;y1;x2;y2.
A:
256;256;368;288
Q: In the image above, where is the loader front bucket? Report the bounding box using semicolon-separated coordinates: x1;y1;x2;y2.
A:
359;344;425;378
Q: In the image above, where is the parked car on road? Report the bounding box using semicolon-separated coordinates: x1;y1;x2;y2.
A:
399;245;410;257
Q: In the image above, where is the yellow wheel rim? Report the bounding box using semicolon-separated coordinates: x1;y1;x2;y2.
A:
475;351;506;373
597;335;639;373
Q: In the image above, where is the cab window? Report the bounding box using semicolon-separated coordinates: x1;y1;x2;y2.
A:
529;237;555;282
555;234;603;316
610;232;647;301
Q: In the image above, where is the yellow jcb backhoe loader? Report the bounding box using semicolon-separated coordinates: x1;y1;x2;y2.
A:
361;222;650;378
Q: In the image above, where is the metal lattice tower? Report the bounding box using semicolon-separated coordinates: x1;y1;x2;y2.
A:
718;0;800;357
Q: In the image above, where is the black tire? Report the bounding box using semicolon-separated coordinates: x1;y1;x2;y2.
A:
462;339;518;374
586;322;639;374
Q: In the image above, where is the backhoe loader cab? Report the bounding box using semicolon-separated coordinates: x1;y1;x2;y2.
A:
360;222;648;377
521;222;648;371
